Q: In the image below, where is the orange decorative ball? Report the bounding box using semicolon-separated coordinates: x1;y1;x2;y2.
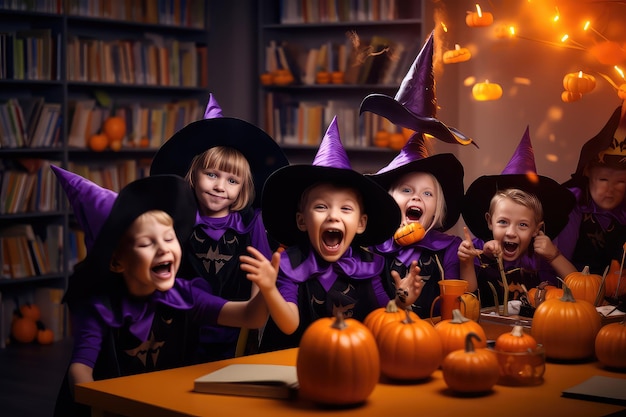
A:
102;116;126;143
88;133;109;151
393;222;425;246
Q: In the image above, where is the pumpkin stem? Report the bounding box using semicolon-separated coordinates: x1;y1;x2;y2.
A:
465;332;481;353
557;277;577;303
450;308;470;324
332;311;348;330
510;325;524;337
402;308;415;325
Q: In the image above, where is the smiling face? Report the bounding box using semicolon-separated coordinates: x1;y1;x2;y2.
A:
588;166;626;211
486;194;543;261
296;183;367;262
193;167;244;218
111;211;182;297
389;171;443;231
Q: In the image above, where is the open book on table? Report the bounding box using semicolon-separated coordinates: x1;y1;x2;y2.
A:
193;364;299;399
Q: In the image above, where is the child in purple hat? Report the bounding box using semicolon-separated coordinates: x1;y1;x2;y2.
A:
150;94;289;360
459;127;576;307
50;167;277;416
240;116;424;352
555;104;626;301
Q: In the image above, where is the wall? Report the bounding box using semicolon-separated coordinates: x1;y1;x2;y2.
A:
424;0;626;234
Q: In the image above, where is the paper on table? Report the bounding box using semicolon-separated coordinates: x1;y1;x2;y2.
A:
562;375;626;406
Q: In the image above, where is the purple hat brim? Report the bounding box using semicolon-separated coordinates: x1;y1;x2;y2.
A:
367;153;464;232
359;94;477;147
462;174;575;242
262;164;400;247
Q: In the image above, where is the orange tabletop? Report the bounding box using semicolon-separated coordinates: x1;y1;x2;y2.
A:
75;322;626;417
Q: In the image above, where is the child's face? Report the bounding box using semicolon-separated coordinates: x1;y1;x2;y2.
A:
112;214;182;297
390;172;437;230
296;183;367;262
588;166;626;211
194;168;243;217
486;197;542;261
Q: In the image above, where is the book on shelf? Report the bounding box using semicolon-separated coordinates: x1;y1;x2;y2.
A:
0;224;50;278
194;364;299;399
67;99;96;148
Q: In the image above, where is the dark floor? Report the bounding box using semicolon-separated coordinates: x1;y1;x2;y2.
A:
0;337;72;417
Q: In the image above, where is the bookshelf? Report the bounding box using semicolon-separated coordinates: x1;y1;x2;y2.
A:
0;0;209;347
257;0;425;172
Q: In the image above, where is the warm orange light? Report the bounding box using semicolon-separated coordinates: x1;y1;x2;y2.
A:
561;34;569;43
583;21;590;31
466;4;493;27
441;22;448;32
472;80;503;101
553;7;560;22
615;66;625;79
578;71;583;78
526;172;540;184
509;26;515;36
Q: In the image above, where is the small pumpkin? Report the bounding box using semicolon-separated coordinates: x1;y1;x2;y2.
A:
531;282;602;360
527;281;562;308
88;133;109;151
19;303;41;322
472;80;503;101
594;319;626;369
434;309;487;358
296;312;379;405
376;309;443;380
393;222;425;246
459;292;481;322
606;258;626;300
331;71;344;84
495;325;537;352
11;316;37;344
442;332;499;393
373;130;390;148
315;71;330;84
363;298;418;340
110;139;123;152
564;265;605;306
443;45;471;64
36;321;54;345
102;116;126;143
561;90;582;103
562;71;596;95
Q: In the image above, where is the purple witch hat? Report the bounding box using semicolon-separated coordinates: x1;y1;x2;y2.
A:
150;93;289;208
262;116;400;246
367;133;465;231
50;165;196;270
359;31;477;147
462;126;575;241
563;104;626;189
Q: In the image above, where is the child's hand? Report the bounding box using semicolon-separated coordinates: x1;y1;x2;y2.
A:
533;231;560;263
458;227;483;262
391;260;423;308
240;246;281;291
482;239;502;259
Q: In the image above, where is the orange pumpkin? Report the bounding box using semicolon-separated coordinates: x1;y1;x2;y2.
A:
527;281;562;307
495;325;537;353
376;309;443;380
561;91;582;103
11;317;37;344
315;71;330;84
393;222;425;246
531;283;601;360
19;303;41;322
139;136;150;148
110;139;123;152
36;321;54;345
606;258;626;300
259;72;273;85
274;69;294;85
331;71;344;84
459;292;481;322
296;313;379;405
88;133;109;151
564;266;605;306
443;45;471;64
363;299;418;340
472;80;503;101
594;320;626;369
434;309;487;358
102;116;126;143
373;130;390;148
562;71;596;95
442;332;499;393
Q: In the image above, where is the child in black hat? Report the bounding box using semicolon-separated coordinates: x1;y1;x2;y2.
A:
150;94;289;360
240;117;423;352
51;167;276;416
555;105;626;301
459;127;576;307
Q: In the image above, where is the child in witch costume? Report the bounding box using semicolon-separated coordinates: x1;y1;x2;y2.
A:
240;117;424;352
459;127;576;306
150;94;289;360
555;104;626;301
50;167;275;416
360;31;477;318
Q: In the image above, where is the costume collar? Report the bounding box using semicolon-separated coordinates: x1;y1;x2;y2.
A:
280;246;384;292
570;186;626;227
195;209;259;241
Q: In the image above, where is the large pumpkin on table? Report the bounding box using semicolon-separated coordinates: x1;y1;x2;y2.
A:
296;313;379;405
530;284;601;360
594;320;626;369
442;332;499;394
434;309;486;358
364;299;418;339
564;266;604;306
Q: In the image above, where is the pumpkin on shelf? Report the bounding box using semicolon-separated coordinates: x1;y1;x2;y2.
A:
363;298;418;340
36;321;54;345
88;133;109;152
331;71;344;84
296;312;379;406
102;116;126;143
373;130;391;148
388;132;407;150
11;314;37;344
393;222;425;246
19;303;41;322
442;332;499;394
564;266;605;306
495;325;537;352
315;71;331;85
594;320;626;369
375;309;443;380
434;309;486;358
273;69;294;85
531;282;601;360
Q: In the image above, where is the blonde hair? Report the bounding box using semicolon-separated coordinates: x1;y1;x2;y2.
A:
489;188;543;224
185;146;254;211
390;172;447;232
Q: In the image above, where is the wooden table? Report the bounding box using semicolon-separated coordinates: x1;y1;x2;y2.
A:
75;321;626;417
